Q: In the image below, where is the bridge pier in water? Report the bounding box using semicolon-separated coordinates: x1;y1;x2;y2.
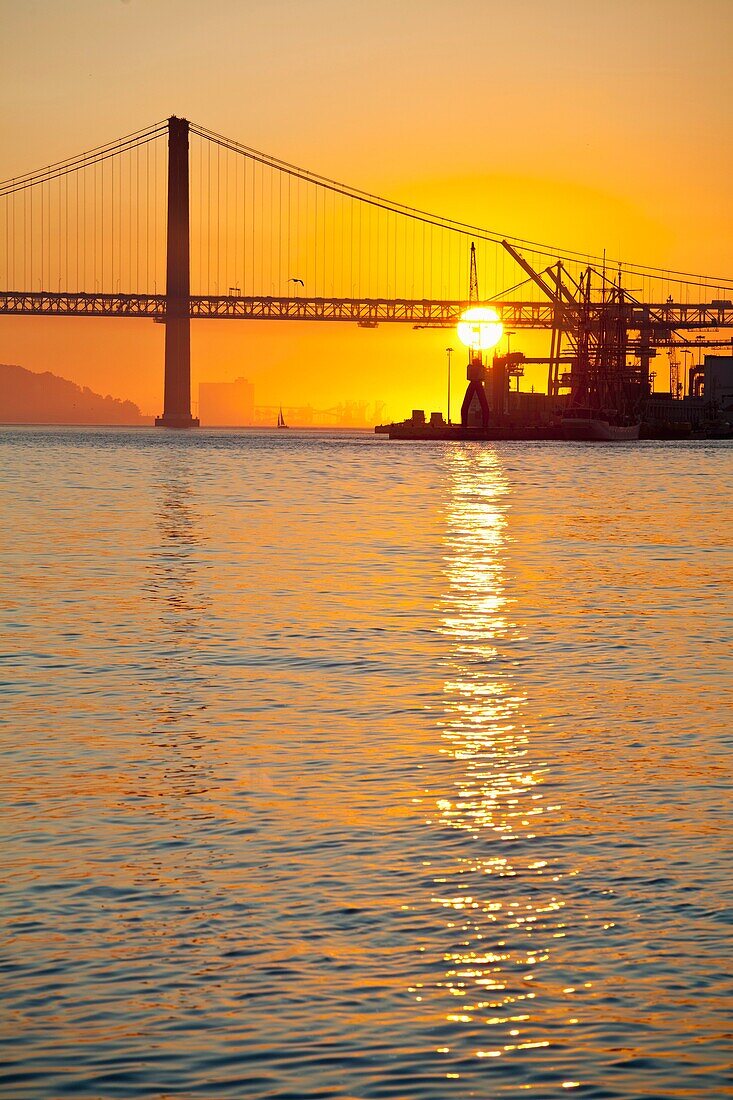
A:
155;116;198;428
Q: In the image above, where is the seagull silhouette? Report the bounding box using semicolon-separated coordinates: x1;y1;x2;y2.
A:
288;277;305;287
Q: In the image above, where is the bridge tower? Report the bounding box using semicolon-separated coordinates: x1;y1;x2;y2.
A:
155;116;199;428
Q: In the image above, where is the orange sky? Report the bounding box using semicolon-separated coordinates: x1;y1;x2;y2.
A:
1;0;732;420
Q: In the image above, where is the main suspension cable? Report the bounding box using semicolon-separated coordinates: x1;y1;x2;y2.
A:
190;121;733;289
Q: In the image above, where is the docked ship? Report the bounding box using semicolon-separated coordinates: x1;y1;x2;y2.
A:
561;407;641;441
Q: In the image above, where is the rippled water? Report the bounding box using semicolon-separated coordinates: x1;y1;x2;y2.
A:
1;428;731;1099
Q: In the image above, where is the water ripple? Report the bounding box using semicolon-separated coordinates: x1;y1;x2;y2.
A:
0;428;731;1098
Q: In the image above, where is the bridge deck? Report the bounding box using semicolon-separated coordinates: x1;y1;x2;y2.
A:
1;292;732;333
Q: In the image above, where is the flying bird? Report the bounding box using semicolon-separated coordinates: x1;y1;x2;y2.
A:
288;277;305;287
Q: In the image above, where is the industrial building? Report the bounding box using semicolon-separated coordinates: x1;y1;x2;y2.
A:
692;355;733;407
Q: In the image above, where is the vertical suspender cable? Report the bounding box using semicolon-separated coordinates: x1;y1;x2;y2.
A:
98;158;102;291
339;192;343;298
76;168;79;290
81;162;85;289
313;183;317;295
154;136;158;292
39;177;44;290
304;173;308;295
198;135;203;294
29;177;33;290
374;203;378;299
363;200;367;297
422;216;429;301
111;146;115;290
242;151;247;296
116;152;120;292
207;139;212;293
129;145;133;292
135;143;139;292
249;152;254;297
233;150;238;294
146;138;149;292
295;167;299;295
251;157;256;296
259;159;263;297
84;170;88;292
21;186;24;288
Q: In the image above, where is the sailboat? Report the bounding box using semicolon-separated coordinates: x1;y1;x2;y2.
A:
277;406;288;429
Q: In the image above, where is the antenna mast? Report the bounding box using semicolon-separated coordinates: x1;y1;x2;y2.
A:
469;241;479;304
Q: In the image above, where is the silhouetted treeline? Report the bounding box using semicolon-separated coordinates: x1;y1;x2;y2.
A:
0;364;152;424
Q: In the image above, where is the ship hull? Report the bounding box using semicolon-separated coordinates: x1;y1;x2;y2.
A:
562;417;641;441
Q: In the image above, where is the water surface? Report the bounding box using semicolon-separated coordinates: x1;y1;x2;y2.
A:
1;429;731;1098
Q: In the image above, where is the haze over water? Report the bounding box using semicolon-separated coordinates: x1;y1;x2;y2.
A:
1;428;731;1099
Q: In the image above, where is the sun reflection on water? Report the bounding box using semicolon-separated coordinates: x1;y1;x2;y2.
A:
424;446;577;1086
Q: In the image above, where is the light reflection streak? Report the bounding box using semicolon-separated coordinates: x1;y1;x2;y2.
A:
140;459;213;800
426;446;572;1082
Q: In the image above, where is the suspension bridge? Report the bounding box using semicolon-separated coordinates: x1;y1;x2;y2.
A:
1;116;732;426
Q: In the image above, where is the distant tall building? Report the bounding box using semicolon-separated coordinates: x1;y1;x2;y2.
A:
198;377;255;426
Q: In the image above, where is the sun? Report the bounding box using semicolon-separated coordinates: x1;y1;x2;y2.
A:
457;307;504;351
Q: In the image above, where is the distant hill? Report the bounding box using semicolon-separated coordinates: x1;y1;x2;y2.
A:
0;363;152;425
